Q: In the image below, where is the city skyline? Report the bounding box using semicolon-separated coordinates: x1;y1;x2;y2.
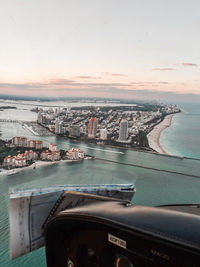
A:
0;1;200;101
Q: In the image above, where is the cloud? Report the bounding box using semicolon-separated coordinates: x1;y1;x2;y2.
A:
75;76;95;79
0;79;170;97
153;68;176;71
0;77;198;102
182;63;197;67
158;82;169;84
101;72;126;77
131;81;169;86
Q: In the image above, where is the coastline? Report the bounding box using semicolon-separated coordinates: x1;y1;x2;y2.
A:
147;114;174;155
0;159;75;177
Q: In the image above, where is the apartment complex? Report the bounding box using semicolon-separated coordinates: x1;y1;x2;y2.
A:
3;150;38;168
66;148;85;160
88;117;98;138
12;137;43;149
118;119;128;142
40;150;60;161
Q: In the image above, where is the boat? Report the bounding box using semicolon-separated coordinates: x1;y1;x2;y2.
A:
7;170;18;176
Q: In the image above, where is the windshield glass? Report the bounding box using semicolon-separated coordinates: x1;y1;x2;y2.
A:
0;1;200;266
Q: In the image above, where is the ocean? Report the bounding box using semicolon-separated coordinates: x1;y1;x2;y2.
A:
160;103;200;159
0;100;200;266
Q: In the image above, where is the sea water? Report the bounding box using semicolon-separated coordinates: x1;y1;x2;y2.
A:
0;100;200;266
160;102;200;159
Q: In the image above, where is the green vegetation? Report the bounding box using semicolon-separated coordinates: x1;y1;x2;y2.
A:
0;140;18;165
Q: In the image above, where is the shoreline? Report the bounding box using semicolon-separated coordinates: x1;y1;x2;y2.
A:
147;114;174;155
0;159;77;177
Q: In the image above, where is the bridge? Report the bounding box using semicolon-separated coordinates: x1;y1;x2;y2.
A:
0;119;24;123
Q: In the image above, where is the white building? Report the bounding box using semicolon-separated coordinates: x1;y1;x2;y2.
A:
27;140;36;148
118;119;128;142
37;111;43;124
24;150;38;160
47;151;60;161
40;150;60;161
49;143;58;152
66;148;85;160
58;122;66;134
55;119;60;134
55;120;66;135
100;129;107;140
12;137;27;147
3;156;15;167
27;140;43;149
3;154;27;168
35;140;43;150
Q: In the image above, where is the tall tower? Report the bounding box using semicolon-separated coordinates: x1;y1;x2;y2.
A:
100;129;107;140
88;117;98;138
55;119;60;134
119;118;128;141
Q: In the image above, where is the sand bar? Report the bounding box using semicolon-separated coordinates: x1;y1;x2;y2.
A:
147;114;174;155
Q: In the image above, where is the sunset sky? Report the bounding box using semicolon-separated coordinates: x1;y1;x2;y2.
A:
0;0;200;101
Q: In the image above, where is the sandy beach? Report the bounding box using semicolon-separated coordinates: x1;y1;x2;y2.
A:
0;159;74;177
147;114;174;155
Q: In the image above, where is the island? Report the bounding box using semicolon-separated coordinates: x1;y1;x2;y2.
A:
0;137;89;176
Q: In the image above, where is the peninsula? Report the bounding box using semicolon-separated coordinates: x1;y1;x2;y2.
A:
33;103;180;153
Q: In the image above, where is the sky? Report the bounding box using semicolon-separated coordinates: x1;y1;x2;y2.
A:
0;0;200;101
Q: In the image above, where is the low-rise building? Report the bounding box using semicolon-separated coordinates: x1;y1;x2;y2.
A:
66;148;85;160
49;143;58;152
78;150;85;159
3;154;27;168
12;137;27;147
47;151;60;161
48;125;55;132
15;157;26;167
35;140;43;150
27;140;43;149
3;156;15;167
24;150;38;160
27;140;36;148
40;150;60;161
40;150;49;160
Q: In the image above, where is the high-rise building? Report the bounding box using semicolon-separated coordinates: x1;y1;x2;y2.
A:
37;111;43;124
69;125;81;137
88;117;98;138
55;120;66;135
58;122;66;134
118;119;128;142
55;119;60;134
100;129;107;140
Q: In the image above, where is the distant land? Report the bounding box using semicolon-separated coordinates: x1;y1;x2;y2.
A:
0;94;158;105
0;91;200;104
